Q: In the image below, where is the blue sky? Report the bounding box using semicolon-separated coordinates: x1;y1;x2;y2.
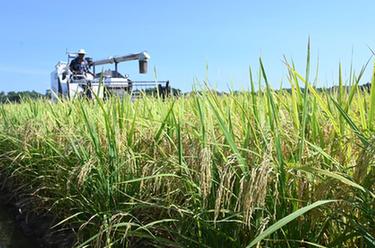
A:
0;0;374;93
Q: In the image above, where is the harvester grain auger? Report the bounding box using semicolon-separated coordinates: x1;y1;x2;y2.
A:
50;51;170;101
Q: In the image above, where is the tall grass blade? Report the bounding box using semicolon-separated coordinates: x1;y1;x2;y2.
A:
247;200;336;248
368;62;375;130
206;94;248;174
299;38;311;161
331;97;369;146
298;167;374;198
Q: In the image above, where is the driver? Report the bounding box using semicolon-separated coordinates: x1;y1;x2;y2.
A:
69;49;94;76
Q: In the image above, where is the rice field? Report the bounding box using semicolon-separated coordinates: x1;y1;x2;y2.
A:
0;50;374;247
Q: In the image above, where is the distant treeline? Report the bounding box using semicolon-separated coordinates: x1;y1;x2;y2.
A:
0;90;50;103
0;83;371;103
187;82;372;96
282;82;372;94
0;87;182;103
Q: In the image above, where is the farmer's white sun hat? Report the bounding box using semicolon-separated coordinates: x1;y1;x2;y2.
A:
78;49;86;54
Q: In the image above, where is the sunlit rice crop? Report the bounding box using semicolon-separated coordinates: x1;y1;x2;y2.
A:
0;44;374;247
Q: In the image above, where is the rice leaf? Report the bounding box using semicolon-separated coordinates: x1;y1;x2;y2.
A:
247;200;336;248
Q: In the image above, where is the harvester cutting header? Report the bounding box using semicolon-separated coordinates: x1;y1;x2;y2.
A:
51;49;170;100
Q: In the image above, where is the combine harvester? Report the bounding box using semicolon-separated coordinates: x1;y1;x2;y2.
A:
50;50;170;101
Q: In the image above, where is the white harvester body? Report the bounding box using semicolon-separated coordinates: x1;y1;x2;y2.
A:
50;51;169;101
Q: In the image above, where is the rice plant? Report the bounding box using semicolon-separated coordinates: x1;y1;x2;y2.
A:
0;46;374;247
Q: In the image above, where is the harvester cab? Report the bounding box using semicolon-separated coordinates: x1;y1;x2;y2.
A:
50;51;170;101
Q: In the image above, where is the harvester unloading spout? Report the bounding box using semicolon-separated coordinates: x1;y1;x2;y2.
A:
50;51;169;101
92;51;150;74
